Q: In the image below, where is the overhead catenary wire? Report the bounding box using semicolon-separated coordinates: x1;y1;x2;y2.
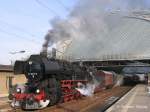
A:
35;0;60;16
55;0;95;36
56;0;71;11
0;27;41;45
35;0;79;32
0;19;39;39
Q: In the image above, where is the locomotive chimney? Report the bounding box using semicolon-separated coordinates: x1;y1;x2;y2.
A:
40;50;47;57
52;48;56;59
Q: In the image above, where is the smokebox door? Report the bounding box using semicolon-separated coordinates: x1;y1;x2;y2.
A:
14;61;25;74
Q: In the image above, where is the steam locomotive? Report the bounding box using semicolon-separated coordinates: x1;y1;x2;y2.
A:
11;54;117;110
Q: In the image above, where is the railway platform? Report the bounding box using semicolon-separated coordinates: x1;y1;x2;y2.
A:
106;84;150;112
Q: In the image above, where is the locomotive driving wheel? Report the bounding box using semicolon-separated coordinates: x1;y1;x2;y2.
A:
46;78;62;106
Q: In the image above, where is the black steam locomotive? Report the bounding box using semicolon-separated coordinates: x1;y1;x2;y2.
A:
11;54;94;109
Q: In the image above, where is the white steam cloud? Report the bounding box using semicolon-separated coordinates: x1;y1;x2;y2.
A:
76;72;99;97
43;0;150;59
76;83;96;97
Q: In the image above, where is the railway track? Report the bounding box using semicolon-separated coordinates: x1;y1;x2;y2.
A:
5;86;132;112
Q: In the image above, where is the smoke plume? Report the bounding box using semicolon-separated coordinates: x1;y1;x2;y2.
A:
43;0;150;59
41;30;53;55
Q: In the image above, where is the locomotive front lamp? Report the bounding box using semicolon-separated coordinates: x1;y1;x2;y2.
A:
36;89;40;94
16;88;21;93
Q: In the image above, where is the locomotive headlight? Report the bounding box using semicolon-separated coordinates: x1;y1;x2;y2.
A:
36;89;40;94
16;88;21;93
29;61;32;65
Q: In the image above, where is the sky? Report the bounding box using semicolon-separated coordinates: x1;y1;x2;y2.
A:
1;0;150;65
0;0;78;65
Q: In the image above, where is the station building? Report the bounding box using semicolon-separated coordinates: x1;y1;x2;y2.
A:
0;65;26;96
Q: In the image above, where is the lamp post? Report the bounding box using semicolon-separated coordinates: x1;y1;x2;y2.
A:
9;50;25;55
8;50;26;100
9;50;26;65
